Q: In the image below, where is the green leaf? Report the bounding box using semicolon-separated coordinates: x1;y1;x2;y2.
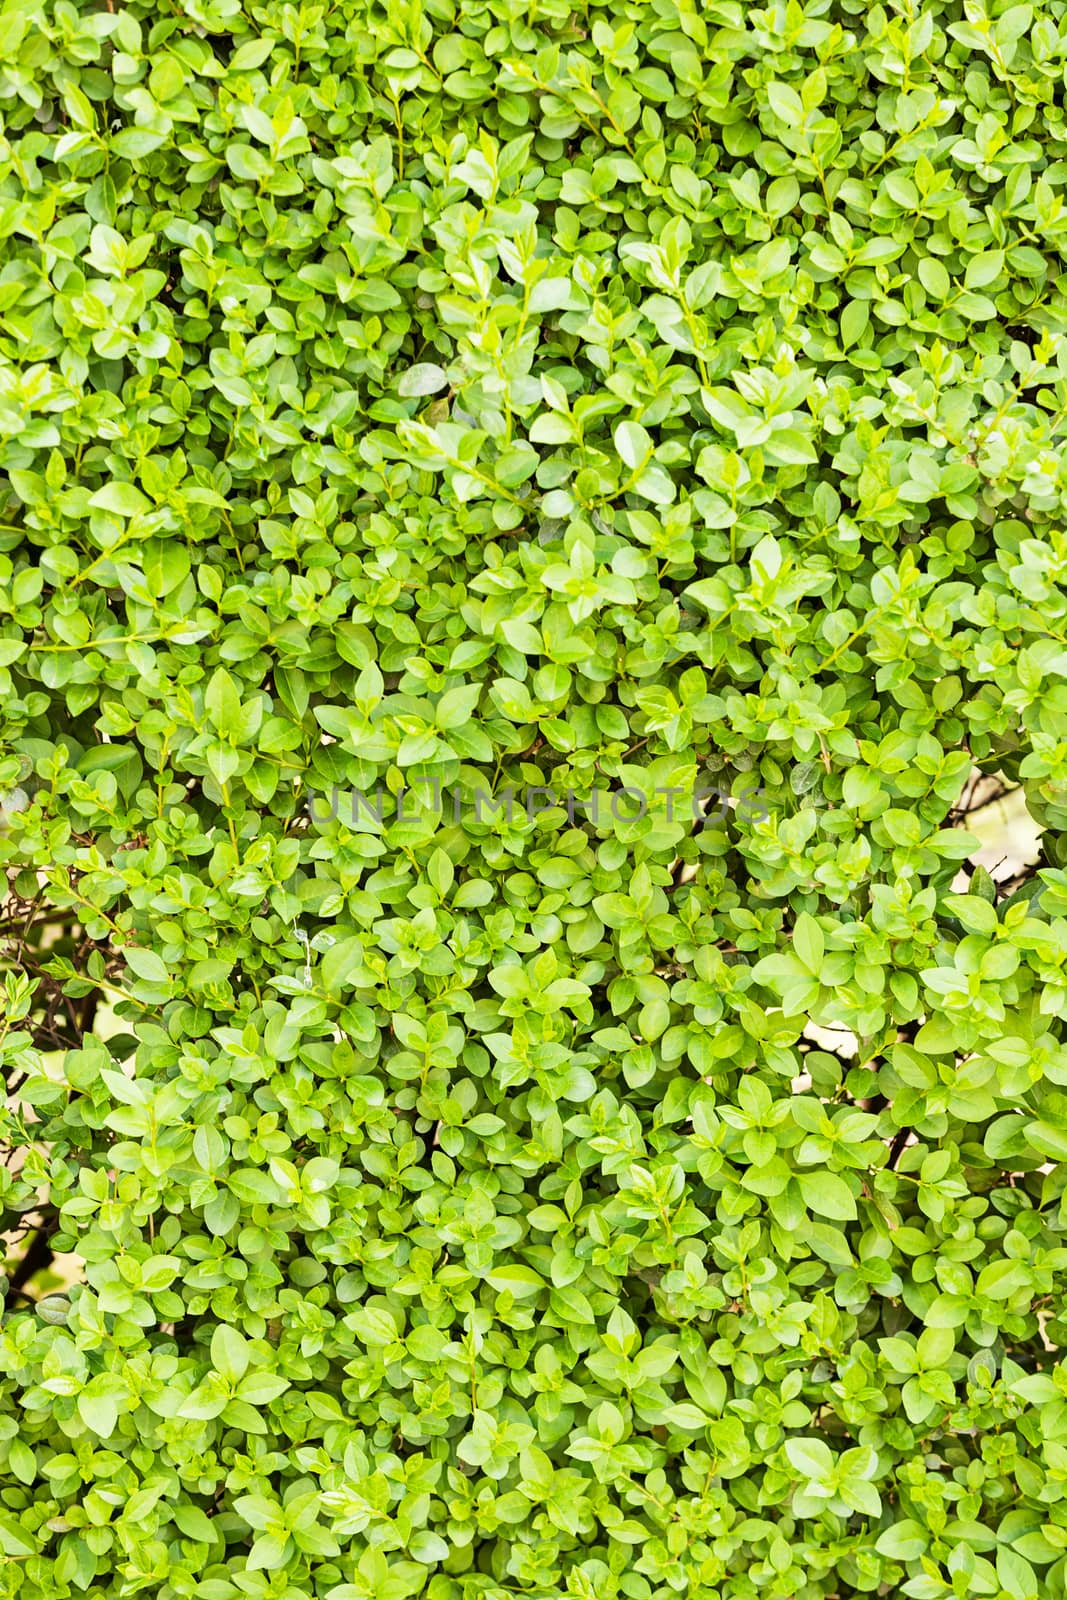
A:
88;482;151;517
0;1512;36;1557
784;1437;834;1481
211;1324;251;1384
173;1504;220;1542
792;912;824;974
798;1171;857;1221
321;935;370;994
615;420;652;470
235;1371;291;1404
875;1519;928;1560
205;668;241;733
77;1390;119;1438
124;947;170;984
398;363;450;397
766;82;804;123
486;1265;546;1297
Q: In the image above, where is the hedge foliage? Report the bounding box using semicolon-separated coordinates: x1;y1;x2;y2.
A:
4;0;1067;1595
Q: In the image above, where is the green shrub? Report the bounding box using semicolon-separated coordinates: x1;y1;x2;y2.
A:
2;0;1067;1595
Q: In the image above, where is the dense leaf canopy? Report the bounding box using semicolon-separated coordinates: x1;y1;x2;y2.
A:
2;0;1067;1596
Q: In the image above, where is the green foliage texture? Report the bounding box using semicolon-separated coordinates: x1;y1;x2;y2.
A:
5;0;1067;1595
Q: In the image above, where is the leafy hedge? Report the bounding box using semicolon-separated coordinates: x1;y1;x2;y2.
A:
3;0;1067;1594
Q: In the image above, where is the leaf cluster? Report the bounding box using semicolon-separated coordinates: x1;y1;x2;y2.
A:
2;0;1067;1597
